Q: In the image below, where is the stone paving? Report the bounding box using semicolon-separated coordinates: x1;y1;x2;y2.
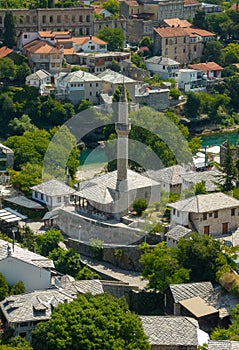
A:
80;254;148;290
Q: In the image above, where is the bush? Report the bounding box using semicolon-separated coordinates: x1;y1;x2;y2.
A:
133;199;148;215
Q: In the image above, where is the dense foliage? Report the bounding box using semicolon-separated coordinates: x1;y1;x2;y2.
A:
97;27;124;51
211;304;239;340
3;12;16;48
140;233;238;293
0;272;25;301
32;293;150;350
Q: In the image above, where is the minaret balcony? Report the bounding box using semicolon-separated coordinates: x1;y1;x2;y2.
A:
115;123;131;132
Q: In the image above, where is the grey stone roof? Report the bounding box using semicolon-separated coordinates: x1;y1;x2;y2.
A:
169;281;213;303
208;340;239;350
165;225;192;241
97;69;136;84
0;239;54;269
140;316;201;346
57;70;101;83
60;279;104;297
0;287;73;324
76;169;159;205
147;165;185;186
169;192;239;213
31;179;76;197
181;170;223;192
145;56;180;66
4;196;45;209
26;69;50;81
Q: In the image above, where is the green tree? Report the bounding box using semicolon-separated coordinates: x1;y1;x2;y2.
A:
140;242;190;292
202;40;224;65
184;91;201;119
10;281;25;295
0;272;9;301
211;304;239;340
133;199;148;215
97;27;124;51
4;336;32;350
0;58;16;81
15;62;31;83
32;293;151;350
223;43;239;65
19;225;36;251
195;180;207;195
3;12;16;48
35;229;64;257
220;143;237;192
169;88;181;100
103;0;119;15
48;247;82;277
193;9;206;28
9;114;36;135
77;99;93;113
8;163;42;195
188;137;202;155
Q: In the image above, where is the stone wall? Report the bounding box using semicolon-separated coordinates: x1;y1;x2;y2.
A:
136;89;169;111
57;207;146;245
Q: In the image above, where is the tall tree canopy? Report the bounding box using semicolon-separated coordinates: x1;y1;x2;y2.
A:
140;234;238;293
97;27;124;51
3;11;16;48
32;293;150;350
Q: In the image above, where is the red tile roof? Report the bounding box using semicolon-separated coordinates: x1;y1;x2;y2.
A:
184;0;200;5
154;27;190;37
63;48;76;55
154;26;215;38
24;40;62;54
188;62;223;72
163;18;192;28
0;46;13;58
38;31;71;38
124;0;139;6
57;36;107;46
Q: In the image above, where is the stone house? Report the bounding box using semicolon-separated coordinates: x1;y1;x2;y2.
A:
147;165;186;193
126;19;158;43
0;7;94;37
181;169;223;193
31;179;76;210
97;69;137;102
184;0;202;20
169;192;239;236
93;5;112;18
164;281;214;315
23;39;64;73
55;70;102;104
25;69;52;94
188;61;223;79
18;30;71;50
135;86;170;111
140;315;209;349
120;0;144;19
165;224;192;248
153;26;215;64
0;239;54;291
145;56;180;80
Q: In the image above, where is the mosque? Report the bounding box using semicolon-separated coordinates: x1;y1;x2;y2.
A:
52;85;161;244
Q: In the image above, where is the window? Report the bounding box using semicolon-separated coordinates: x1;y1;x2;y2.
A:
24;34;27;39
90;45;95;50
183;37;186;43
231;208;235;216
165;38;168;45
42;15;46;24
57;196;62;203
26;15;30;24
72;15;75;23
41;193;44;200
0;17;2;24
96;83;98;87
209;212;212;218
174;48;177;54
86;15;90;22
175;37;177;44
79;15;83;22
204;225;210;235
173;208;176;215
194;45;197;52
214;211;218;218
203;213;207;220
86;28;90;35
57;15;61;23
50;15;53;23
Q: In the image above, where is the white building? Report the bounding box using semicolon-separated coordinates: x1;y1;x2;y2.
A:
145;56;180;80
56;35;107;53
31;179;76;209
0;239;54;291
55;70;102;105
25;69;53;95
176;68;206;92
147;165;186;193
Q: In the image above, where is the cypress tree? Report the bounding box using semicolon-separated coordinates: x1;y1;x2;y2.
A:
4;11;16;48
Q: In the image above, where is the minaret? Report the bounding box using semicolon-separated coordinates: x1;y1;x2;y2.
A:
114;82;131;219
115;83;131;185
